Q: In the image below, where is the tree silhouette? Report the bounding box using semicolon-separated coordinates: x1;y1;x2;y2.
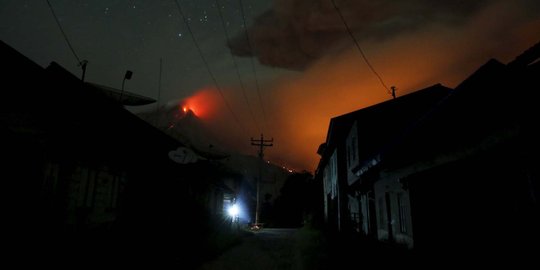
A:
272;171;317;227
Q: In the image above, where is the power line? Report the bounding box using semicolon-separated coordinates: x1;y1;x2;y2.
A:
331;0;391;94
214;0;261;134
155;58;163;126
173;0;245;131
45;0;82;65
238;0;268;131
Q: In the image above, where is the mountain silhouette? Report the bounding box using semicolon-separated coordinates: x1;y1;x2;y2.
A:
136;104;291;205
137;104;228;159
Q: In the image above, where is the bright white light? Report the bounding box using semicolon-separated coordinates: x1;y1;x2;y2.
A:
228;204;239;217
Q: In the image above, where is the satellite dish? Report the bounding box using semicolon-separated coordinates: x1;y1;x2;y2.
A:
168;147;201;164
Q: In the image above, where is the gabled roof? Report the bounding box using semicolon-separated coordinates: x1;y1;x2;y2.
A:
319;83;452;163
43;62;156;106
508;41;540;69
1;40;184;167
86;82;156;106
360;41;540;174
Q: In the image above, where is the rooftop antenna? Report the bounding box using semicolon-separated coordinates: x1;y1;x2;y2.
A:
79;60;88;82
46;0;88;82
120;70;133;105
391;86;397;99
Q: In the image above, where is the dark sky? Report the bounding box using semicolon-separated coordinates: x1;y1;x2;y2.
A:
0;0;278;106
1;0;539;171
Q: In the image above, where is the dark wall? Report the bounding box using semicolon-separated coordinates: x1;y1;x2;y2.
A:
407;142;539;260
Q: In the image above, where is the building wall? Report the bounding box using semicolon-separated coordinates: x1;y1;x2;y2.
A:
322;149;340;230
43;161;125;230
346;121;359;186
322;166;329;222
379;137;540;254
359;192;377;236
374;177;414;248
329;150;338;200
347;194;360;233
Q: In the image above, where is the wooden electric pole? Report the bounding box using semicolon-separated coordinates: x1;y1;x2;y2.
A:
251;134;273;227
391;86;397;99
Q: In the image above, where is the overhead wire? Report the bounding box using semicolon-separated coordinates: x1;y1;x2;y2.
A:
238;0;268;133
45;0;82;65
331;0;392;95
214;0;261;134
173;0;245;132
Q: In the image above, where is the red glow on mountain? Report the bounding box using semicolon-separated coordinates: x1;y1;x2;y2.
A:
180;87;220;119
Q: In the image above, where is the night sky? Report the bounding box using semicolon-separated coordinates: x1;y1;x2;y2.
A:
1;0;539;171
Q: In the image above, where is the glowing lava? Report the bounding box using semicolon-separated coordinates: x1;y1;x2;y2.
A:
179;87;220;119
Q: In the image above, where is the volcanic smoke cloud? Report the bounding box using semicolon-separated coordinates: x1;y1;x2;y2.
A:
229;0;539;70
212;0;540;171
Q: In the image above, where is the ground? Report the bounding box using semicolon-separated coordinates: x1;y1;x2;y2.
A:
198;228;324;270
197;227;417;270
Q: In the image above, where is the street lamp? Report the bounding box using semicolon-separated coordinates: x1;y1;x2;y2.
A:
227;203;240;229
119;70;133;104
228;204;239;218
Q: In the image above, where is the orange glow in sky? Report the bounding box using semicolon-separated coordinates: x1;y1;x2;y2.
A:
171;1;540;172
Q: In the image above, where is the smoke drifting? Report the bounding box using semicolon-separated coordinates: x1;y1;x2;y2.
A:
229;0;496;70
208;0;540;171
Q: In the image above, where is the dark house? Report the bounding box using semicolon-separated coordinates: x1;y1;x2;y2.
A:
318;41;540;261
1;40;234;266
315;83;452;233
363;43;540;258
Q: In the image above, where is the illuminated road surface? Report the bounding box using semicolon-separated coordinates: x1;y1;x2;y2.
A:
198;228;303;270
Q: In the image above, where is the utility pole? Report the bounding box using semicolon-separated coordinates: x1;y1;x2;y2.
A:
391;86;397;99
251;134;273;228
79;60;88;82
120;70;133;105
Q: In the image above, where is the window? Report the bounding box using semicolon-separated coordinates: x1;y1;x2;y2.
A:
347;147;351;167
86;171;96;208
397;193;407;233
378;197;385;229
351;137;357;162
330;151;338;199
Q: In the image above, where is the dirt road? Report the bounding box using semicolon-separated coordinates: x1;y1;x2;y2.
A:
198;228;318;270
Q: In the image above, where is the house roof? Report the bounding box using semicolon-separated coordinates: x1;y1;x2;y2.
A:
1;40;183;167
359;41;540;175
317;83;452;168
86;82;156;106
